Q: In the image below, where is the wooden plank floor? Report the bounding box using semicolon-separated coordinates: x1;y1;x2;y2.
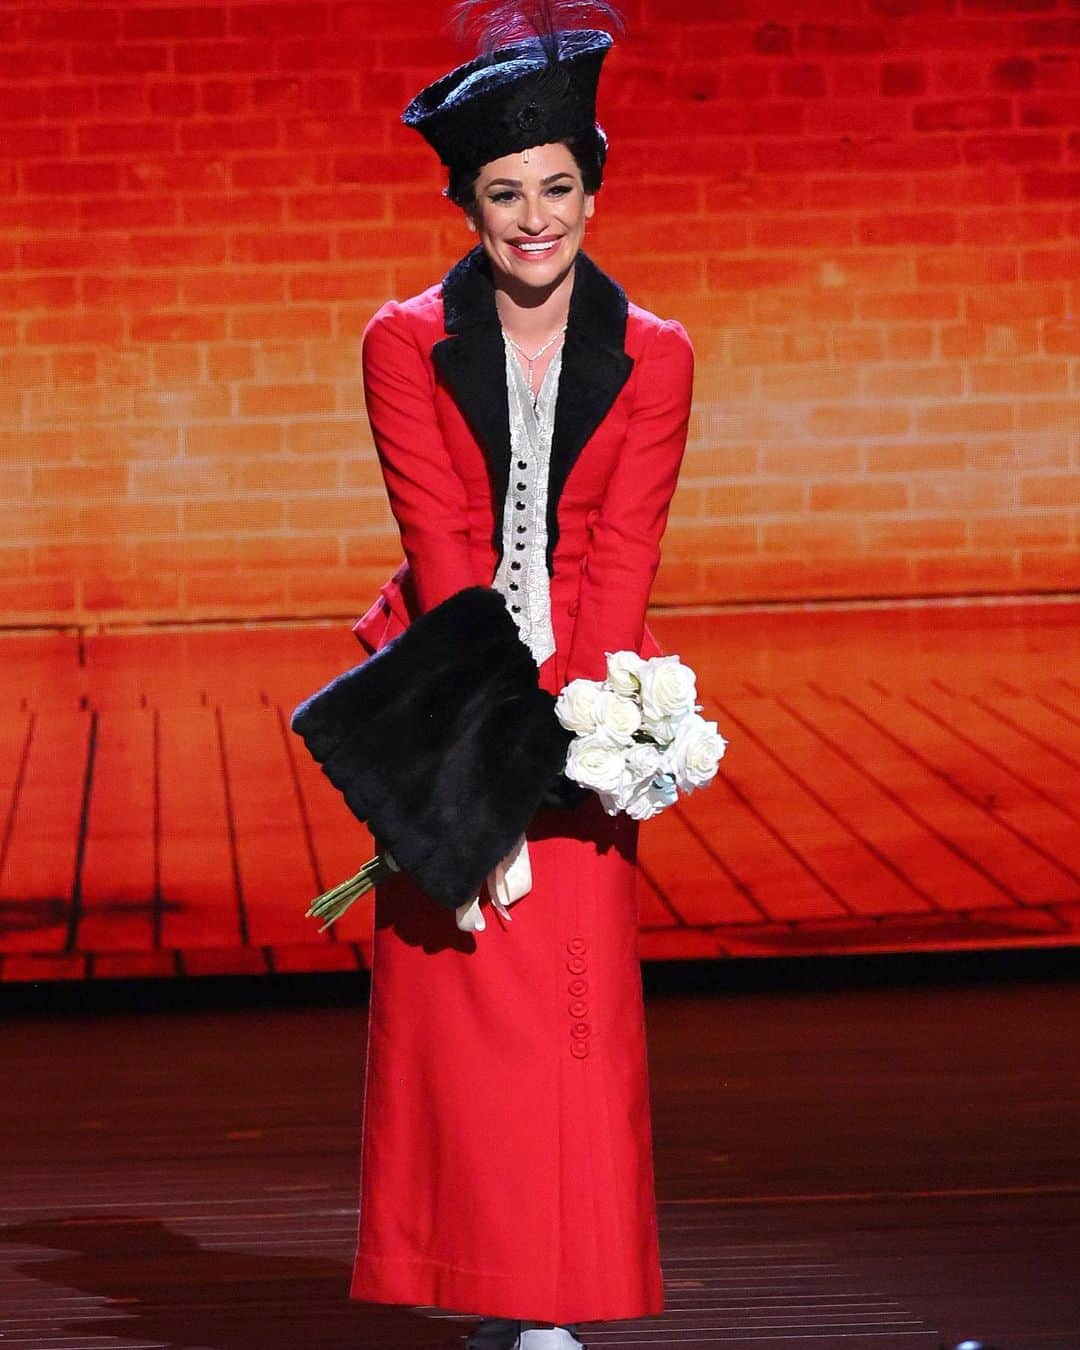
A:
1;599;1078;984
2;977;1078;1346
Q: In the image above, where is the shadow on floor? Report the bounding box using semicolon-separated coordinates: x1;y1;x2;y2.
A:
1;1214;463;1349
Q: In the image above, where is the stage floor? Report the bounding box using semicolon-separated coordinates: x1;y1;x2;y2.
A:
1;598;1078;984
2;972;1078;1347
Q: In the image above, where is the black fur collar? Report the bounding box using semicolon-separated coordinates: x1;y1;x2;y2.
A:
431;245;634;570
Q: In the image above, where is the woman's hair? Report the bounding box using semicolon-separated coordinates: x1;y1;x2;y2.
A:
445;123;608;208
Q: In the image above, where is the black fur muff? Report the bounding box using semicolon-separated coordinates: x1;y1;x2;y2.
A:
291;587;573;910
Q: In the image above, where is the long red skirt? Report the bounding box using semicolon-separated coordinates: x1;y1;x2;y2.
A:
349;797;664;1325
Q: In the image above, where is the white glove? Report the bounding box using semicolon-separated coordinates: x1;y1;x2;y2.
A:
455;835;532;933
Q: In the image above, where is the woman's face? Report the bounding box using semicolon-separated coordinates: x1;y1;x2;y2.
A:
468;141;595;291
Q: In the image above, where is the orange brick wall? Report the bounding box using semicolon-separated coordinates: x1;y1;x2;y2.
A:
3;0;1078;625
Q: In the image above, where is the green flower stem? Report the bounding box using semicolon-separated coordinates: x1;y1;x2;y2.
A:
306;854;392;932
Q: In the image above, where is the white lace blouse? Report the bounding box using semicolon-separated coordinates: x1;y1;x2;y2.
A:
491;334;561;667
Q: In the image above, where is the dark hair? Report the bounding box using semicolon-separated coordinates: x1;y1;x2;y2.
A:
445;123;608;209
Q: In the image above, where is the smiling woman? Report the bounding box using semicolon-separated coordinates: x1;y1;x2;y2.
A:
467;145;596;396
343;4;695;1348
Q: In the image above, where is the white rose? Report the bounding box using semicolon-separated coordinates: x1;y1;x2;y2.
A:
605;650;644;697
565;733;626;794
595;790;622;817
602;755;671;820
554;678;605;735
596;757;676;820
624;782;670;821
640;712;679;747
639;656;698;724
664;713;727;792
625;741;662;783
613;771;675;821
595;690;642;746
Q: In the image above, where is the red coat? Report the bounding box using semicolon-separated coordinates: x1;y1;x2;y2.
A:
350;247;694;1327
352;246;694;695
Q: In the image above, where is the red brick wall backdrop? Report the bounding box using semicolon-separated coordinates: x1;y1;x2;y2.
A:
2;0;1078;626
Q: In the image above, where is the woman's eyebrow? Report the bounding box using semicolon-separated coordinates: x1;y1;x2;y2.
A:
484;172;575;188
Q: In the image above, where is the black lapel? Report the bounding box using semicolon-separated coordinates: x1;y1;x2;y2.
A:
431;247;511;546
430;245;634;569
547;251;634;567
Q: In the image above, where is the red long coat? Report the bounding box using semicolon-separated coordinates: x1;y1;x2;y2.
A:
349;246;694;1326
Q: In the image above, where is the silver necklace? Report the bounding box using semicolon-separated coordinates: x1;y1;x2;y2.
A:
502;325;567;403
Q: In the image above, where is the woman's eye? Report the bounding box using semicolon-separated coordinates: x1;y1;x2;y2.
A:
490;191;516;205
547;185;572;197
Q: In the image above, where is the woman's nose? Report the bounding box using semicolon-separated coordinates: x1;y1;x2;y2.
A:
518;194;548;234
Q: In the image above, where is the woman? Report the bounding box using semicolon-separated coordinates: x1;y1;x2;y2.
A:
348;6;694;1347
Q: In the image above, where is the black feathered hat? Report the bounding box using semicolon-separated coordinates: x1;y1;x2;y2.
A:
402;1;621;171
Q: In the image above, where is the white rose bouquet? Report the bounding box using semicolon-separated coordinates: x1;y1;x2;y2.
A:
554;653;727;821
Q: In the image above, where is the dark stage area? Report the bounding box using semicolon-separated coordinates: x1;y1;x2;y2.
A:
3;958;1079;1349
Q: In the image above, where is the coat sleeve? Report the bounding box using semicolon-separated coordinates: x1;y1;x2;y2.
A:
565;318;694;684
362;300;481;614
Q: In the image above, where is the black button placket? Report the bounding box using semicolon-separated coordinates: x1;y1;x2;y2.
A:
494;335;559;660
510;414;532;609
